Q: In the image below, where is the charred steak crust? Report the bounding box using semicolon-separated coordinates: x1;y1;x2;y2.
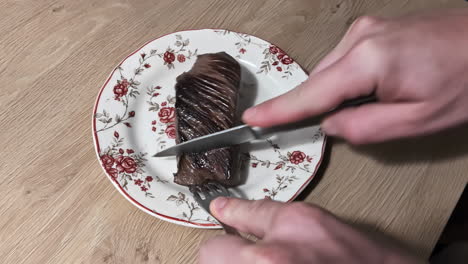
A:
174;52;241;186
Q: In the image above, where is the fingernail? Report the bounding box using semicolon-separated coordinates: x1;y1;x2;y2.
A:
322;120;338;136
212;197;228;215
242;107;257;121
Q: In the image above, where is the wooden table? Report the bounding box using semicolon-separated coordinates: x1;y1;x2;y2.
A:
1;0;467;263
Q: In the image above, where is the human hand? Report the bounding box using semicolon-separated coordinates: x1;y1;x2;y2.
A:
199;198;421;264
243;9;468;144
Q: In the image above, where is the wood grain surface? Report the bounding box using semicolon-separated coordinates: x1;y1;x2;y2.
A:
1;0;467;263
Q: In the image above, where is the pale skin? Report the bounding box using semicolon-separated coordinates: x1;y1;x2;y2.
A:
199;8;468;264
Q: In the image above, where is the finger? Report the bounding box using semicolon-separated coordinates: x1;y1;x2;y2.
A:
311;16;385;75
321;103;424;144
199;235;252;264
242;17;386;127
210;197;286;238
240;242;299;264
242;51;378;127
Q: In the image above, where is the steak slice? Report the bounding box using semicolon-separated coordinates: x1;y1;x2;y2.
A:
173;52;242;186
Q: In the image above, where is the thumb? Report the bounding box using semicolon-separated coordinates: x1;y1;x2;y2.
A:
210;197;285;238
242;52;377;127
321;103;424;144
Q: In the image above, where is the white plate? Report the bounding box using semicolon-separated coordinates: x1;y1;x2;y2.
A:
92;29;326;228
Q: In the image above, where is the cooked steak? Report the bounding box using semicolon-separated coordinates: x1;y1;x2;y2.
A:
173;52;241;186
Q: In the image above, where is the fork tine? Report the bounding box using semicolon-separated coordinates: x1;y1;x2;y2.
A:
201;184;211;194
189;182;240;236
210;182;229;196
191;185;209;201
189;185;201;195
193;191;202;200
206;182;220;194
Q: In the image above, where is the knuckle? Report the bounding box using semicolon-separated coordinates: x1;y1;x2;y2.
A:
351;15;382;32
272;204;335;241
244;245;291;264
349;37;388;73
275;202;327;225
345;131;368;145
199;239;215;261
407;103;435;129
354;37;382;58
340;120;369;145
247;199;272;212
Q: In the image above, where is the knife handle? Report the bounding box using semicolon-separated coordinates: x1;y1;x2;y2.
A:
251;93;378;137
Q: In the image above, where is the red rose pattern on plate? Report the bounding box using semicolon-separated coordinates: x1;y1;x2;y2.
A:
214;29;266;59
145;85;177;150
177;54;186;63
257;45;298;78
165;124;176;139
158;107;175;124
93;29;325;228
243;137;322;199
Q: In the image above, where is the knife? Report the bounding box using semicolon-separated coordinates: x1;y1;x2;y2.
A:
153;94;377;157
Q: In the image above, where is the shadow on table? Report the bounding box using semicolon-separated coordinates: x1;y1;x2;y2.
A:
347;220;426;260
295;124;468;201
349;123;468;164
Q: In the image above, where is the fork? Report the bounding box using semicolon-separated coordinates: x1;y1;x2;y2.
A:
190;182;241;236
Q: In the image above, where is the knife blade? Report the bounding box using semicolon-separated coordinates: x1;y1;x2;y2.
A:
153;124;263;157
153;94;377;157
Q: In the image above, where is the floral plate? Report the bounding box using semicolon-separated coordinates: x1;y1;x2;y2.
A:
92;29;326;228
